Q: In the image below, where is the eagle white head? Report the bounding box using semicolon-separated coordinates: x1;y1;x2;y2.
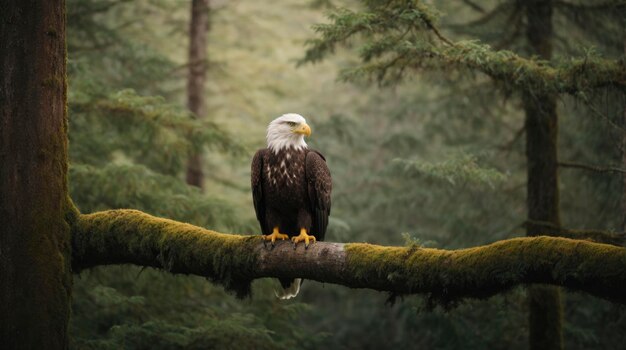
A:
266;113;311;153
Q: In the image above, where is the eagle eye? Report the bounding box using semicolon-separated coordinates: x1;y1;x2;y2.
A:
286;121;297;127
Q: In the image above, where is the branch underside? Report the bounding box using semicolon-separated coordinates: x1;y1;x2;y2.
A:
73;210;626;303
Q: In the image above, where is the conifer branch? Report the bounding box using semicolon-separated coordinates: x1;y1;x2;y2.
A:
302;1;626;93
460;0;486;13
554;0;626;11
559;161;626;174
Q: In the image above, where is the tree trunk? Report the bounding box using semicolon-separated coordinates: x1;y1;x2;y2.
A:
622;98;626;232
185;0;210;190
0;0;72;348
622;120;626;233
622;39;626;233
524;1;563;349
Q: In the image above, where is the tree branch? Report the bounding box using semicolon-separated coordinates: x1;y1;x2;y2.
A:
461;0;486;13
73;209;626;304
342;41;626;93
554;0;626;12
302;2;626;93
559;161;626;174
524;219;626;246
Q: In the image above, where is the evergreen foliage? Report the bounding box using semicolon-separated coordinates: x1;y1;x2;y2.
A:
62;0;626;349
300;0;626;349
66;1;327;348
302;0;625;94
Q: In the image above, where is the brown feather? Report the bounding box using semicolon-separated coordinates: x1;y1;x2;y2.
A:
251;147;331;240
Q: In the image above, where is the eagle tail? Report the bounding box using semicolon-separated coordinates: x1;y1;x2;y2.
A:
274;278;302;299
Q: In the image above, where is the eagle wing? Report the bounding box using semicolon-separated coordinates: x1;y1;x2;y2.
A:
251;149;270;235
305;150;332;241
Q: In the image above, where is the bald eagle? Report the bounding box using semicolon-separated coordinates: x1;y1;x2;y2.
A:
251;113;332;299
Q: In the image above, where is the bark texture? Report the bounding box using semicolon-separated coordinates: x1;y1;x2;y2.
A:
622;40;626;233
185;0;210;190
524;1;563;349
0;0;72;348
623;116;626;232
73;210;626;303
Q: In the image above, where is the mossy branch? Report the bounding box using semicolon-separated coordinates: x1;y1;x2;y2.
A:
73;210;626;304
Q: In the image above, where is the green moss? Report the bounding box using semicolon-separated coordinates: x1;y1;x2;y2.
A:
73;210;259;297
345;236;626;305
73;213;626;303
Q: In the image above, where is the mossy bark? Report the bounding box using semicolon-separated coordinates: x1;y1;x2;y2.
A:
72;210;258;297
185;0;210;190
0;0;72;348
73;209;626;303
524;1;563;349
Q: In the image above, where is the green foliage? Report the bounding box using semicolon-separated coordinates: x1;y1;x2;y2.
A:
65;0;626;349
70;164;250;231
71;270;321;350
70;89;243;176
85;318;276;350
302;1;626;93
392;153;507;188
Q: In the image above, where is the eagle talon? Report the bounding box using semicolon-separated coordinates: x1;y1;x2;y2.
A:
292;229;315;250
263;228;288;250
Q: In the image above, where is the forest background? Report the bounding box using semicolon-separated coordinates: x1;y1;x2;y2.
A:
65;0;625;349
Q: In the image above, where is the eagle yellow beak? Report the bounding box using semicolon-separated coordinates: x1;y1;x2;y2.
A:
294;123;311;137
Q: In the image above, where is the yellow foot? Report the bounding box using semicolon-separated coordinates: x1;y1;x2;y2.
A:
292;228;316;249
262;227;289;248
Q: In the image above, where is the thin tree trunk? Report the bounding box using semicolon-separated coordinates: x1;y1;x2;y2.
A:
622;39;626;233
524;1;563;349
622;108;625;232
622;109;626;232
185;0;210;190
0;0;72;348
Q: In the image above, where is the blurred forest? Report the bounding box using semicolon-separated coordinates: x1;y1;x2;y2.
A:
65;0;625;349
